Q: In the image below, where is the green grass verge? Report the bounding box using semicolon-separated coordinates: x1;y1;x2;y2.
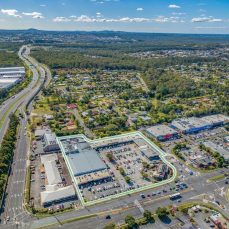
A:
226;188;229;202
36;214;97;229
0;93;26;128
208;173;228;183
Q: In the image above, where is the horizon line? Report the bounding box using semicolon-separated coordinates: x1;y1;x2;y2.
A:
0;28;229;36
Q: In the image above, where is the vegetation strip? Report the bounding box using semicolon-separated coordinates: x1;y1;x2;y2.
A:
208;173;228;183
36;214;97;229
0;114;19;206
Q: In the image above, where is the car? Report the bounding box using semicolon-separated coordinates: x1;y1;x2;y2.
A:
105;215;111;219
225;181;228;184
6;216;10;221
140;194;145;198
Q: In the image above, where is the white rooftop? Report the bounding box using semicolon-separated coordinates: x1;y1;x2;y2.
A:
40;154;58;164
44;160;62;185
40;185;75;205
147;125;178;137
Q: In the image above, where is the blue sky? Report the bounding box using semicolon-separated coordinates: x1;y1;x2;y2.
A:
0;0;228;33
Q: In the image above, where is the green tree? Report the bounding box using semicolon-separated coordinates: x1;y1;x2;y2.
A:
125;176;131;183
106;153;114;162
143;210;152;221
119;167;125;176
156;207;168;218
103;223;115;229
125;215;137;229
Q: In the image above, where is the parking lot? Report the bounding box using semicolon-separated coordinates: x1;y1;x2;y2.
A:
30;137;77;209
63;134;174;203
191;127;228;142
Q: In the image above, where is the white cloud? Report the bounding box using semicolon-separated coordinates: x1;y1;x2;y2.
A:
191;16;223;23
22;12;44;19
172;12;186;16
199;9;207;13
53;17;71;22
136;8;144;11
168;4;181;9
96;12;102;17
1;9;21;17
53;15;186;23
194;26;226;29
53;15;151;23
90;0;119;2
153;16;184;23
40;4;46;7
118;17;150;22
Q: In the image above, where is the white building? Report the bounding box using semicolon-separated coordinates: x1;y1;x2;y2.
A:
40;154;76;207
43;133;60;153
0;67;25;89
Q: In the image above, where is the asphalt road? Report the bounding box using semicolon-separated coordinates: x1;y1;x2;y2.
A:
0;45;50;227
0;46;37;144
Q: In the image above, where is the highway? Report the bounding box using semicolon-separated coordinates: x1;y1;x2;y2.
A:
0;45;51;227
0;46;36;143
0;46;51;144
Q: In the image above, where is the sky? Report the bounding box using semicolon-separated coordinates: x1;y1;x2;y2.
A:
0;0;229;34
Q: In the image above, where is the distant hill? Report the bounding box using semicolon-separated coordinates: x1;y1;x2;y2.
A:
1;29;229;45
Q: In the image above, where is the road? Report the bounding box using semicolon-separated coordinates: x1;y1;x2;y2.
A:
72;108;95;139
19;167;228;229
136;73;149;93
0;45;51;227
0;46;37;144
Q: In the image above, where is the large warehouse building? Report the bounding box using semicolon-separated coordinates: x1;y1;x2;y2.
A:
59;137;107;176
146;125;179;141
40;154;76;207
0;67;25;90
171;114;229;134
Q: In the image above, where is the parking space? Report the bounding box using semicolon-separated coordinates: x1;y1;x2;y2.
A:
30;136;77;209
58;133;174;204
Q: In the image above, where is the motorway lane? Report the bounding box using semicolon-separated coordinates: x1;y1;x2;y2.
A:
0;109;31;226
0;46;49;226
0;46;39;144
